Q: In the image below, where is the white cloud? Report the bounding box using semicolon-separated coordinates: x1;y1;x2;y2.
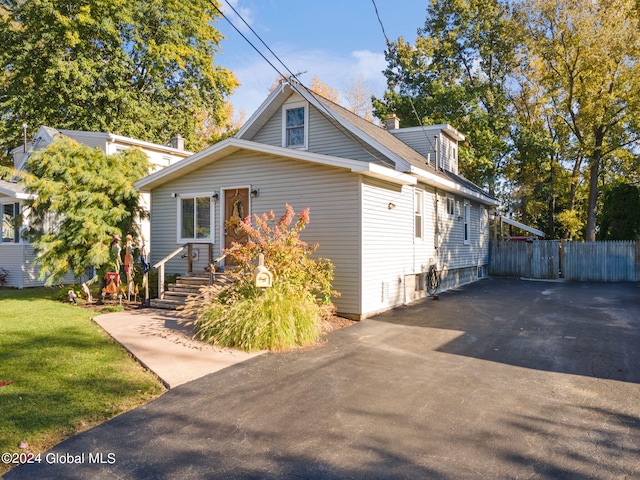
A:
227;47;388;116
220;0;254;34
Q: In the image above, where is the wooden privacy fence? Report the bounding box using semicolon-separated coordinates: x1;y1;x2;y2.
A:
489;240;640;281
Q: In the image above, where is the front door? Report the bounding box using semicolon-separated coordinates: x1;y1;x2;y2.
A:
224;188;249;253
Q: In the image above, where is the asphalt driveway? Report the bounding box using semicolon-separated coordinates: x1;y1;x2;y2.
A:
5;278;640;479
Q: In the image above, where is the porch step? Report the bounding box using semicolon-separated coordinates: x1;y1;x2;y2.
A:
152;273;236;310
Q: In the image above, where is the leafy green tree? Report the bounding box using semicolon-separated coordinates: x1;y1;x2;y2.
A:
11;136;149;285
0;0;238;159
597;183;640;240
373;0;520;193
516;0;640;240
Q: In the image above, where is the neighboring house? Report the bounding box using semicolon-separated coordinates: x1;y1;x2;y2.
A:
0;126;191;288
135;80;499;319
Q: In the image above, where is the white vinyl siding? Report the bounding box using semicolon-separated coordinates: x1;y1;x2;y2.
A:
252;101;396;167
0;244;24;287
437;196;489;271
361;178;415;315
0;244;75;288
150;152;361;316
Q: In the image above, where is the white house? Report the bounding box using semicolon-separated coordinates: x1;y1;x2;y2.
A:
0;126;191;288
135;80;499;319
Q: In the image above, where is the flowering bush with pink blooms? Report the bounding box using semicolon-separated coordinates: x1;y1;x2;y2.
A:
189;204;339;351
226;204;337;304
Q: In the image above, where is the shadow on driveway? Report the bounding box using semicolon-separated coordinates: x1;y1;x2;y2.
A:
5;278;640;479
372;277;640;383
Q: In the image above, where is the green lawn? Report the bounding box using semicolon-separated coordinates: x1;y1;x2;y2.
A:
0;288;165;475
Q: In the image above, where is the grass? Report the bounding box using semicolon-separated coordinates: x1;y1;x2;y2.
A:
0;287;165;475
193;283;322;352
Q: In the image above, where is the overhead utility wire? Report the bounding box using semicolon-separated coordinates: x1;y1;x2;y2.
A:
213;3;287;81
217;0;396;169
370;0;391;46
369;0;438;165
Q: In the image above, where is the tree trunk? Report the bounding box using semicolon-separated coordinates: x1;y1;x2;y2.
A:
585;148;602;241
547;156;556;239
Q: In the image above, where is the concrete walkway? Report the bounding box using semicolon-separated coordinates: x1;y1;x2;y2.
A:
5;278;640;479
93;309;261;388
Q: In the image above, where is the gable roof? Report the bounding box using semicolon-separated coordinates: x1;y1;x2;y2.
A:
236;80;497;206
0;179;30;199
11;126;192;171
134;138;417;192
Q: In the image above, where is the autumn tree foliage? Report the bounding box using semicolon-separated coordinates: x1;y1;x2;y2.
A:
0;0;238;159
375;0;640;240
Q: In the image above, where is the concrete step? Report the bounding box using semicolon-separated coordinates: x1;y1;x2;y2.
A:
149;298;185;310
168;284;202;294
164;291;195;300
176;277;210;286
152;273;237;310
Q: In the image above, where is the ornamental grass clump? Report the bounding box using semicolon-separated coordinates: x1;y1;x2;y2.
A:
185;204;339;351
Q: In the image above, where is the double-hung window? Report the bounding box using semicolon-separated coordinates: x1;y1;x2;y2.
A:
178;195;212;242
463;203;471;245
1;202;19;243
446;196;455;219
415;189;424;239
283;102;308;149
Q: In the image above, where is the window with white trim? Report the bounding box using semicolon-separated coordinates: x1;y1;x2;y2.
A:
415;189;424;239
282;102;308;149
463;202;471;245
446;196;455;218
178;195;213;242
1;202;20;243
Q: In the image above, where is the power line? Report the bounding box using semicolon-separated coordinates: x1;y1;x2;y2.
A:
369;0;437;166
220;0;303;83
212;3;287;81
216;0;396;168
370;0;391;46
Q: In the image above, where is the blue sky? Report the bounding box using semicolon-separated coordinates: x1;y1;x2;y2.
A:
215;0;428;117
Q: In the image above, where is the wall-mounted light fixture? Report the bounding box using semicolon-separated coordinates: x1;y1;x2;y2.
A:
458;215;463;221
388;202;396;210
212;192;219;201
251;189;259;198
171;192;178;198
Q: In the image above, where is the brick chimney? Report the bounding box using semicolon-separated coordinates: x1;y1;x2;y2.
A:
170;134;184;150
385;114;400;130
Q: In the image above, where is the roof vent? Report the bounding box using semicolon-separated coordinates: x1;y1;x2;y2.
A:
386;114;400;131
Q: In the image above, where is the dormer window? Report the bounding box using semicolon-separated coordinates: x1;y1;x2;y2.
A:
282;102;308;149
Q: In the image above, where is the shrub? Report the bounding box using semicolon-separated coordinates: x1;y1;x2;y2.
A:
194;283;321;351
185;204;339;351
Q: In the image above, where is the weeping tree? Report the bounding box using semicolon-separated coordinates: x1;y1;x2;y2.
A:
11;136;149;285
